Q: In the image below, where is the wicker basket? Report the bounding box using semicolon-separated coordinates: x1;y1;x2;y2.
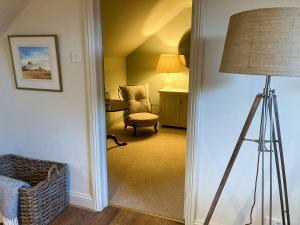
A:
0;154;68;225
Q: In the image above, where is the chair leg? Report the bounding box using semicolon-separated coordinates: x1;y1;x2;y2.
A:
154;123;158;134
133;125;137;137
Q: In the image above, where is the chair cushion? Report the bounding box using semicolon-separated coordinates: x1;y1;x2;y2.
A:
127;113;159;127
119;84;151;114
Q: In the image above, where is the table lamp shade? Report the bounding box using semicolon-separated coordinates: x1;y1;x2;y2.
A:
220;7;300;77
157;54;183;73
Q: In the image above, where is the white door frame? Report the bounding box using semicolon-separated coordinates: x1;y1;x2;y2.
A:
83;0;205;224
83;0;108;211
184;0;205;224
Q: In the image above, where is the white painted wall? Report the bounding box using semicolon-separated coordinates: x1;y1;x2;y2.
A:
0;0;93;207
104;57;127;127
197;1;300;225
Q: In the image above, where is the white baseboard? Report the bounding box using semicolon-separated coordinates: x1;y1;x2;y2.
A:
194;219;221;225
194;219;203;225
69;192;95;210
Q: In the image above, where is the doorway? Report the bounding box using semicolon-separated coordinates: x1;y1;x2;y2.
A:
102;0;192;221
83;0;204;224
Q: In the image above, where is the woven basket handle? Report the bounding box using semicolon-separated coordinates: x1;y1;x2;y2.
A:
48;165;59;180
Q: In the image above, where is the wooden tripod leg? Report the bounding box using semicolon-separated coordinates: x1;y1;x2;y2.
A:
273;95;291;225
204;94;262;225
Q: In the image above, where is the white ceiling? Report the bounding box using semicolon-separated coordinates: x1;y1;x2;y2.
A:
101;0;192;57
134;8;192;54
0;0;31;35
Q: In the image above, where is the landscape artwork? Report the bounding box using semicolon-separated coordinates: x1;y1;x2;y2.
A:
9;35;62;91
19;47;52;80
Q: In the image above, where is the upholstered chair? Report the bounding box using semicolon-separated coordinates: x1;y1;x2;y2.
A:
119;84;160;136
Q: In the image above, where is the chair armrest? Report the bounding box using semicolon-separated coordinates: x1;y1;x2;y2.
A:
151;104;161;115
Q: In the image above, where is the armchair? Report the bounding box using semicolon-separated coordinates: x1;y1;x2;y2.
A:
119;84;160;136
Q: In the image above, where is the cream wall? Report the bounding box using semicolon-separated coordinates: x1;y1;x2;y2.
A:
126;8;191;105
197;1;300;225
0;0;93;207
104;57;127;127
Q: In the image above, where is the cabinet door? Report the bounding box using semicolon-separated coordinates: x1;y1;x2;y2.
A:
163;94;181;126
180;96;188;127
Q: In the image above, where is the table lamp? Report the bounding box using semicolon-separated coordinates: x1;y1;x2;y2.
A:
157;54;185;88
204;8;300;225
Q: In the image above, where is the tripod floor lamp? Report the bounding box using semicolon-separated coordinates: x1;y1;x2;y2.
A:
204;8;300;225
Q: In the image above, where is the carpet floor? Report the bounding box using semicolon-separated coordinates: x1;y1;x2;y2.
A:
107;122;186;221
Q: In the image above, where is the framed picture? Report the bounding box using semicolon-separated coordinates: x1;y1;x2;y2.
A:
8;35;63;92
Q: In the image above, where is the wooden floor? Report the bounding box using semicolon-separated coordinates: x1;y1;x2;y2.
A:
50;206;183;225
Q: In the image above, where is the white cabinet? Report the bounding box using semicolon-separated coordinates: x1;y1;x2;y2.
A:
158;88;188;128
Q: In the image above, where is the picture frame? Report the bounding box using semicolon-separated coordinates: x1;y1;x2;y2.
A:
8;35;63;92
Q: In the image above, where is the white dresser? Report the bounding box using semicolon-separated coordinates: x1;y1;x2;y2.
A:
158;88;188;128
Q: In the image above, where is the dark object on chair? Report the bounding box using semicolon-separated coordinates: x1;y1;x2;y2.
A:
119;84;160;136
0;154;68;225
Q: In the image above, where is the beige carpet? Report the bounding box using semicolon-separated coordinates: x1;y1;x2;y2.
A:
107;122;186;220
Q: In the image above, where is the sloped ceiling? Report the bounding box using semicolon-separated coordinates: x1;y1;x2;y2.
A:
0;0;31;35
101;0;192;57
133;8;192;54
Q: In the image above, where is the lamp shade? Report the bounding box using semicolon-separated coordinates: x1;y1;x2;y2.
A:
157;54;183;73
220;7;300;77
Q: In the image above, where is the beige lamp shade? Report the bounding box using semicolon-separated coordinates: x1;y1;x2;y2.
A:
157;54;184;73
220;7;300;77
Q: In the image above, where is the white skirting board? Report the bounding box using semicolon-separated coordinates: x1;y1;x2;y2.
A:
69;192;95;210
194;219;222;225
0;193;94;225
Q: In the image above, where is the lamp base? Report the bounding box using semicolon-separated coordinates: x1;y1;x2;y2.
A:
203;76;290;225
164;73;175;89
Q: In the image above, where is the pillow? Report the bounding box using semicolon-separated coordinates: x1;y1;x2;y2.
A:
119;84;151;113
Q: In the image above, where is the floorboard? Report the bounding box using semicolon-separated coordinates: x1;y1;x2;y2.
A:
50;206;183;225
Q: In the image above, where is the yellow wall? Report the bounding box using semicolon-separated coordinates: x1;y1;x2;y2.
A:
104;57;127;127
127;54;188;105
126;8;191;105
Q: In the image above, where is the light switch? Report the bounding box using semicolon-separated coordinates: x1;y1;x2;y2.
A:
71;52;82;63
